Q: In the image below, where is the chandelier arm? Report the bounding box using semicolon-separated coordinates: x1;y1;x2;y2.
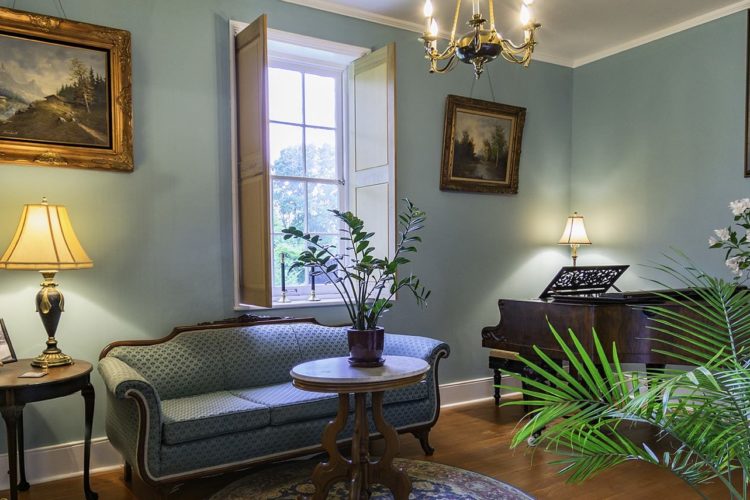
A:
425;41;458;62
450;0;462;41
488;0;495;31
431;54;458;74
500;50;530;66
500;26;539;51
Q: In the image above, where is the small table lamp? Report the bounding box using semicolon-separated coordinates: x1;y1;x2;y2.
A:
0;198;93;367
558;211;591;266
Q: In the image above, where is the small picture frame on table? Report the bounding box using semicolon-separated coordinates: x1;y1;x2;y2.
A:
0;319;18;364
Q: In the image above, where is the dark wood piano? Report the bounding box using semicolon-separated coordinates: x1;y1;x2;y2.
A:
482;266;692;404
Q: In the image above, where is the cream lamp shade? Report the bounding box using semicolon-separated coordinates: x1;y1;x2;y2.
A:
558;212;591;266
558;212;591;246
0;200;93;270
0;198;92;368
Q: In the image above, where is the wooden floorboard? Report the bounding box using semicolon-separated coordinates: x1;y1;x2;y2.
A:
0;399;728;499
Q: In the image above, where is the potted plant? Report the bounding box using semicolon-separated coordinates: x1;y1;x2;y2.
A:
502;199;750;498
281;199;430;367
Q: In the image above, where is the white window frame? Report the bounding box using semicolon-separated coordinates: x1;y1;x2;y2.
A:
229;21;369;309
268;60;345;301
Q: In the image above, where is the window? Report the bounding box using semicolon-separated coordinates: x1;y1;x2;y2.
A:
268;65;344;298
231;17;395;308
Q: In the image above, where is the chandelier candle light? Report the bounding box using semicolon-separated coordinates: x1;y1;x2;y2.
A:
420;0;540;78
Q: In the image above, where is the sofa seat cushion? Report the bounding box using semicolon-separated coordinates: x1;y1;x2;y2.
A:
161;391;270;445
232;383;339;425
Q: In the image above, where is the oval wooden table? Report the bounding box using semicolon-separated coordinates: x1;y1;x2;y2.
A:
291;355;429;500
0;360;97;500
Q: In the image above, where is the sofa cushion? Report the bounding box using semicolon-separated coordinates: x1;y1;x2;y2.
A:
109;329;228;400
292;324;349;363
161;391;270;445
222;324;304;389
232;383;339;425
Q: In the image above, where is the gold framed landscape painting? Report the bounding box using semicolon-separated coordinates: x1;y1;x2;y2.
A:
0;7;132;171
440;95;526;194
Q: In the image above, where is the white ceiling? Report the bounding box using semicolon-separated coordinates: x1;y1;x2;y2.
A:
281;0;750;67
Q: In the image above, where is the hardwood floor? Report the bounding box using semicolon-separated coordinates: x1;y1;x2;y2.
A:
1;399;727;499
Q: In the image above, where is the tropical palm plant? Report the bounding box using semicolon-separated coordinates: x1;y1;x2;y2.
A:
503;254;750;499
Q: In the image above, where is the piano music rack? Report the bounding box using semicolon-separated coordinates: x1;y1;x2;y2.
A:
539;265;629;299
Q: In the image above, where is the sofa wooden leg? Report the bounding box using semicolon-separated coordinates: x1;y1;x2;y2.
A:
412;429;434;456
123;461;132;483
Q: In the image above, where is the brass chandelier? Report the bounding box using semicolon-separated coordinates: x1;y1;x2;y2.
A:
420;0;540;79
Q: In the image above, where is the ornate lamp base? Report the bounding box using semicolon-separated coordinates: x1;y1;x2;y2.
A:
32;351;73;368
33;271;74;368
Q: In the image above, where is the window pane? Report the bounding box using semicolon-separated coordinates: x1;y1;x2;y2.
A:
309;235;339;285
272;179;304;232
269;68;302;124
308;183;339;234
305;74;336;127
305;128;337;179
273;235;306;288
270;123;303;176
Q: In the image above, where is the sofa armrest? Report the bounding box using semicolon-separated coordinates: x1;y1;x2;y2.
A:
99;356;162;405
383;333;450;365
98;356;164;480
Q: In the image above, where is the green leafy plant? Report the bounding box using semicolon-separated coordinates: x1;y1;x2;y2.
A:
281;199;430;330
503;255;750;499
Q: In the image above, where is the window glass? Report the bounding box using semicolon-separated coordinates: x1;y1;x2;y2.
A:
270;123;304;176
269;65;343;294
308;183;340;233
305;127;337;179
272;179;304;232
272;235;306;287
304;73;336;127
268;68;302;123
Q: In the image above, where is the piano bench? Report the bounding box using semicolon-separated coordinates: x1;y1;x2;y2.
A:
489;349;526;406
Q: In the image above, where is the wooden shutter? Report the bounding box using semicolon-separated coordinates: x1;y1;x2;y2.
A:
235;15;271;307
348;43;396;260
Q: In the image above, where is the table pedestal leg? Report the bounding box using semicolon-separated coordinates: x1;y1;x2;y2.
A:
82;383;98;500
310;394;350;500
349;393;370;500
1;405;24;500
369;391;410;500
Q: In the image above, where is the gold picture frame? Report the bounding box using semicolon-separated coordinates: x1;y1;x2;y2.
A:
440;95;526;194
0;7;132;172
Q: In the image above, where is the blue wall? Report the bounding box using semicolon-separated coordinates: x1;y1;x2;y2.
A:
0;0;572;449
571;13;747;288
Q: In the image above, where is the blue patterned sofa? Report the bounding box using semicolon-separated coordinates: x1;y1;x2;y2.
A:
97;315;450;489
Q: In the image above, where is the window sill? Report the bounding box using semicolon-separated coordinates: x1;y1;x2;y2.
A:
235;296;346;311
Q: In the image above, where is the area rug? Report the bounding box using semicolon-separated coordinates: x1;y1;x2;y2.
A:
209;457;533;499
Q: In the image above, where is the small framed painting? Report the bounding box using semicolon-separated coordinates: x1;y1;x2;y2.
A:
0;319;17;364
0;7;132;171
440;95;526;194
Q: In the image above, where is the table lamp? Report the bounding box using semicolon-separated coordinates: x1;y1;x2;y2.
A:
0;198;93;367
558;211;591;267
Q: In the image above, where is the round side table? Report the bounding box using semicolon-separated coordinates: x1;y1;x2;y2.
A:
291;355;429;500
0;360;97;500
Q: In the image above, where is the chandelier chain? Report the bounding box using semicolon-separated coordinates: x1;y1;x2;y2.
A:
8;0;66;18
450;0;462;41
469;70;497;102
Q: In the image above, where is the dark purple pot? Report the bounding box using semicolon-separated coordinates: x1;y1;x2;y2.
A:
347;327;385;367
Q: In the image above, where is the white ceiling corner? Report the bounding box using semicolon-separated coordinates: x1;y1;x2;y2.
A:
280;0;750;68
